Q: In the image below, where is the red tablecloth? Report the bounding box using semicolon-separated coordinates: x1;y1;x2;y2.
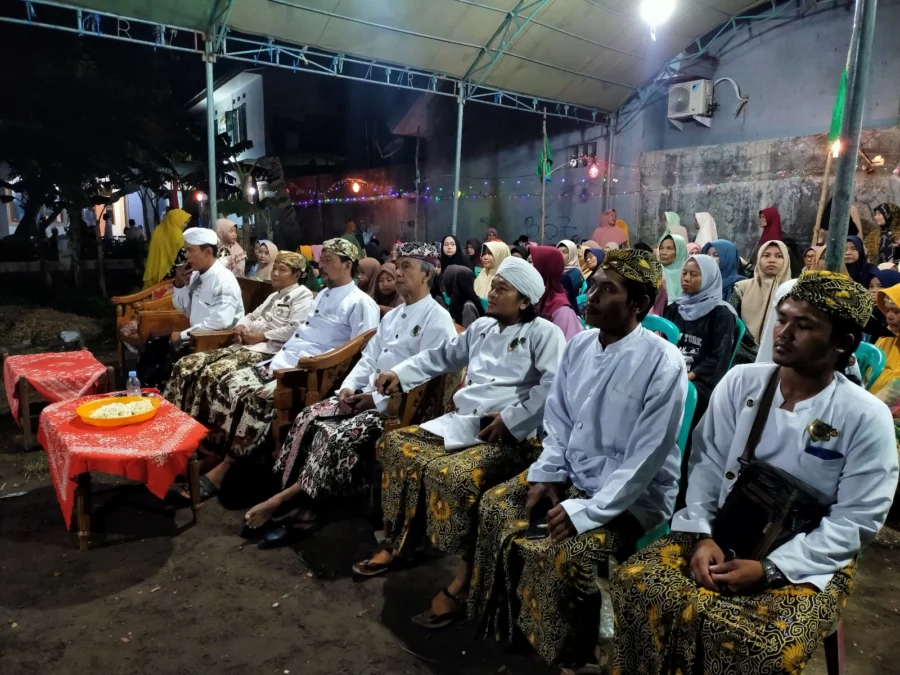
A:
37;391;208;527
4;351;107;424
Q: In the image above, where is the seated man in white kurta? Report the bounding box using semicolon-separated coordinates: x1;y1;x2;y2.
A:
468;248;687;667
137;226;244;389
611;270;899;675
352;256;566;629
191;237;380;501
242;243;458;548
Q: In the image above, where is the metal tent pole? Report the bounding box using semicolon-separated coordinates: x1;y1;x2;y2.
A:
451;88;465;236
204;47;218;225
603;114;616;213
824;0;877;273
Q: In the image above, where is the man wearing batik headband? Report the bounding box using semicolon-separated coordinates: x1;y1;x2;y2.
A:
612;270;898;675
243;242;457;548
466;248;688;667
164;251;313;427
352;256;566;628
187;238;380;503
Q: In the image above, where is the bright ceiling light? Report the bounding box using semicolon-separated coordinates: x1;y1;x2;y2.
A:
588;163;601;179
640;0;676;25
351;181;361;193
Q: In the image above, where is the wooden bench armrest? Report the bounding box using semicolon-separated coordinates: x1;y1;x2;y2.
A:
111;280;173;304
138;296;176;312
293;328;377;371
189;330;235;352
137;311;191;344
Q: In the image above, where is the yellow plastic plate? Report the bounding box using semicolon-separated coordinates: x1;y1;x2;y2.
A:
75;396;162;428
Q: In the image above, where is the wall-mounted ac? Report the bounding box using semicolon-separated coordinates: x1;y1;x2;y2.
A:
668;79;713;128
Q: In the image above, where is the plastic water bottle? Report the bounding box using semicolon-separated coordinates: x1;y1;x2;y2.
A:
126;371;142;397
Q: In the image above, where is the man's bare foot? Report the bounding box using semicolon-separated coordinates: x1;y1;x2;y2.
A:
428;587;466;617
244;497;282;529
367;549;395;566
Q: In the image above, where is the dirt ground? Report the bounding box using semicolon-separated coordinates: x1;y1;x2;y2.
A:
2;398;900;674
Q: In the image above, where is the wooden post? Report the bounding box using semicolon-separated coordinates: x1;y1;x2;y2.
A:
540;111;547;245
812;150;834;247
18;375;34;450
74;473;92;552
414;126;421;241
189;454;201;524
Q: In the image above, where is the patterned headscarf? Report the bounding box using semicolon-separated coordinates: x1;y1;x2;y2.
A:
601;249;663;289
786;270;873;329
274;250;307;273
396;242;440;266
323;237;359;262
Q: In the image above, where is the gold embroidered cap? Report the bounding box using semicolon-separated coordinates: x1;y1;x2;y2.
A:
786;270;873;329
275;250;307;272
600;249;663;289
322;237;359;262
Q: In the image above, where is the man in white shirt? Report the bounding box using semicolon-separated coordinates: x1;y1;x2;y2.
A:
352;257;565;628
194;238;379;500
243;243;457;548
137;227;243;389
467;249;685;667
164;250;313;419
611;270;899;675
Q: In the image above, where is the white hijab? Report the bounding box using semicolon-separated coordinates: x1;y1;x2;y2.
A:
695;212;718;249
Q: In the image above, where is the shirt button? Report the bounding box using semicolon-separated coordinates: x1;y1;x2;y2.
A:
725;471;736;480
315;309;319;313
376;369;381;374
746;399;755;408
467;380;472;386
577;422;583;429
305;322;310;325
383;348;388;352
473;409;478;414
395;334;399;339
402;314;407;318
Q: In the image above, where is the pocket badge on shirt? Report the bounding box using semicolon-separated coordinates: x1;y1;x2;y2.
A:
508;336;526;352
411;325;421;337
806;419;839;443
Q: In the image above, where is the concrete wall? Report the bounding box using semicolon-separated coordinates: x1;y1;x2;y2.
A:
609;1;900;252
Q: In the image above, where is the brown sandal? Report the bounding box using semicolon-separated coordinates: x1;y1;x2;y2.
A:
352;553;402;579
410;588;465;629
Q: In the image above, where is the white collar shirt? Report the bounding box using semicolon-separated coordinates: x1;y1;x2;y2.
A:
672;364;899;589
392;316;565;450
341;295;458;413
268;281;380;374
236;284;314;354
528;326;688;534
172;260;244;341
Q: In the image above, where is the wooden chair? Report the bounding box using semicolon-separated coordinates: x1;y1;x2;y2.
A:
824;620;845;675
271;329;377;449
237;277;273;315
112;281;174;374
187;278;274;354
1;349;115;449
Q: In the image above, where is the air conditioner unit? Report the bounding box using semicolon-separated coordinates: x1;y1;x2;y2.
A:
668;79;712;120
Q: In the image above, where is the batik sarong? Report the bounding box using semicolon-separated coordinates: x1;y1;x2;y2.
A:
467;473;642;667
275;396;385;499
379;426;539;559
610;532;853;675
207;363;276;459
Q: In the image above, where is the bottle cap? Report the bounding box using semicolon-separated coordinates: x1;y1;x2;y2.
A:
128;371;137;377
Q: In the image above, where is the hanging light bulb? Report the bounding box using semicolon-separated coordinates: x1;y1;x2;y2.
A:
352;181;361;193
640;0;676;41
588;163;601;179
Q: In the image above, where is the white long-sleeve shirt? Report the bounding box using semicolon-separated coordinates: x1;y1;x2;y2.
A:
268;281;380;374
235;284;313;354
528;326;688;534
340;295;457;413
392;316;565;450
172;260;244;341
672;364;899;589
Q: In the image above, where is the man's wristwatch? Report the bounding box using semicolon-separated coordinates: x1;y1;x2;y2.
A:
761;558;787;588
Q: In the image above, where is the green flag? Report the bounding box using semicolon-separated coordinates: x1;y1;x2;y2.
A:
828;69;847;144
536;134;552;183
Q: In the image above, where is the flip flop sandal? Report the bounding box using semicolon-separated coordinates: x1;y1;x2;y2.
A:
410;588;465;630
352;553;406;579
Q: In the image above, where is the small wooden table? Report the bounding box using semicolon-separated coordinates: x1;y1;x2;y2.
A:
37;391;208;551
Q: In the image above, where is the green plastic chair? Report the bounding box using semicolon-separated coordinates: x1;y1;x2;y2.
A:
729;317;746;369
855;342;887;390
474;266;482;276
636;380;698;551
442;292;451;306
581;280;588;294
642;314;680;346
481;297;488;310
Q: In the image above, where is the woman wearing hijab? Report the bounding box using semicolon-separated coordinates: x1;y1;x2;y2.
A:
373;263;401;308
215;218;247;277
510;245;530;259
662;212;689;241
693;212;718;248
484;227;501;242
658;232;688;300
465;238;483;270
442;265;483;328
663;254;736;418
730;240;792;364
577;240;600;279
756;207;783;247
701;239;745;301
440;234;471;270
473;241;509;299
845;235;878;286
870;284;900;395
583;247;604;283
530;245;582;342
249;240;278;281
590;210;628;249
686;242;701;255
556;239;584;309
865;202;900;264
865;268;900;340
356;257;382;297
143;208;191;287
802;245;825;272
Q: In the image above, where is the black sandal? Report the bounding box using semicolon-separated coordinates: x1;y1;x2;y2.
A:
352;552;405;579
410;588;465;629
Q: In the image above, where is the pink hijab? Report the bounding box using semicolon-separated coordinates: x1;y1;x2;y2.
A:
215;218;247;277
530;245;572;320
591;210;628;249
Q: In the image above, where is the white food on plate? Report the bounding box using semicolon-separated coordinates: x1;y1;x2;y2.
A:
89;399;154;419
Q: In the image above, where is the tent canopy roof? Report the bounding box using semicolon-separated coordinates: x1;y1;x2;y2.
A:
56;0;766;111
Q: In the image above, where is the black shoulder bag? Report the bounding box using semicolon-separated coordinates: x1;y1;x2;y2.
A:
712;367;832;561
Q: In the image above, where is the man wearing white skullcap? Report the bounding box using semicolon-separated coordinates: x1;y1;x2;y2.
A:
351;253;565;628
137;227;244;389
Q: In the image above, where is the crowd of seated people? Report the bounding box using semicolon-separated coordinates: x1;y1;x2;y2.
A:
125;206;900;674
